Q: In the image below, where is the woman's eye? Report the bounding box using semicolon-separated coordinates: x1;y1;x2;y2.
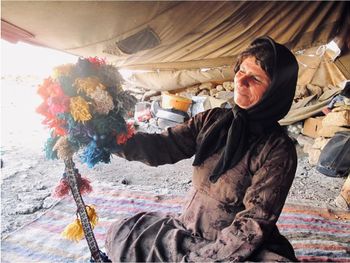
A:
253;77;261;83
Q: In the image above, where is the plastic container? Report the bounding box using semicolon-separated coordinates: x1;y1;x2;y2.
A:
161;93;192;112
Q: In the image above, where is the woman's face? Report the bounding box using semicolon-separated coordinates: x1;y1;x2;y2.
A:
234;56;271;109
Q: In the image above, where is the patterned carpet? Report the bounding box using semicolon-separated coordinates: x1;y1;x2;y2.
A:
1;187;349;262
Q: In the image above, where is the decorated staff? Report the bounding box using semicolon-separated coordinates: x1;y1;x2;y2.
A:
37;57;135;262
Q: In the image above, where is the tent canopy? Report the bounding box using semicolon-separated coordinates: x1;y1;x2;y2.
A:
2;1;349;71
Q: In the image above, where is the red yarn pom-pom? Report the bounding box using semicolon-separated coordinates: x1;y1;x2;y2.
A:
53;178;70;198
78;176;93;195
52;173;93;199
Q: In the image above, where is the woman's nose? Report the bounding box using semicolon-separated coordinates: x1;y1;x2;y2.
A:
236;74;249;87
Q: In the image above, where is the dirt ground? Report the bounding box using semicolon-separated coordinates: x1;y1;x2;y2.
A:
0;76;346;237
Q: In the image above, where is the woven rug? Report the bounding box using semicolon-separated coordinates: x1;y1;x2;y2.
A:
1;187;349;262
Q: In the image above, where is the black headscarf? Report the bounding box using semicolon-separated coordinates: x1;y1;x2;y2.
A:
192;36;299;183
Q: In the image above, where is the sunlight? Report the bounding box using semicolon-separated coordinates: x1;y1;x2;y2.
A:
1;40;77;151
1;40;77;77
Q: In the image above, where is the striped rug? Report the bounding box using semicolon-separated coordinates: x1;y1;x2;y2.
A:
1;187;349;262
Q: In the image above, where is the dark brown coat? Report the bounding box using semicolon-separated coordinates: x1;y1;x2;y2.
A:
106;108;297;262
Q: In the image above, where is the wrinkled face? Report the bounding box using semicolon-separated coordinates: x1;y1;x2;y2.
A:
234;56;271;109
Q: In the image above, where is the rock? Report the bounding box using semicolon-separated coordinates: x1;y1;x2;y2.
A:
15;201;43;215
296;134;314;146
17;191;50;202
33;192;50;201
121;179;129;185
43;196;56;209
340;175;350;205
216;85;224;91
176;85;200;98
322;110;350;127
302;117;324;138
318;125;350;138
223;81;234;91
199;82;213;90
312;137;330;150
209;89;219;97
142;90;161;101
308;148;321;166
287;122;303;136
213;91;234;100
20;174;28;179
35;184;48;190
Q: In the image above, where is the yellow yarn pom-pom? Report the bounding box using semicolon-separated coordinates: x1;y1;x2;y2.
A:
61;218;84;242
70;96;92;122
61;205;99;242
86;205;99;228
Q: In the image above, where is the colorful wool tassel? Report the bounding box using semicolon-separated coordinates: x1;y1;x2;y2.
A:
79;176;93;195
36;100;53;119
53;136;75;160
89;87;114;115
116;133;128;145
44;136;59;160
81;140;111;168
53;171;93;198
47;96;70;115
67;121;94;147
37;77;64;99
91;109;127;136
116;122;135;145
53;177;70;198
86;205;98;228
97;64;123;91
44;118;67;136
87;57;106;66
52;64;74;79
61;218;84;242
75;58;96;78
74;77;106;97
57;76;77;97
70;96;92;122
61;205;98;242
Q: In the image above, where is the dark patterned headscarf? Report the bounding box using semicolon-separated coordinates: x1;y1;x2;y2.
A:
193;36;298;183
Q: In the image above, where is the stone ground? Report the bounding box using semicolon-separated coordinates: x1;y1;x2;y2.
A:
0;76;346;238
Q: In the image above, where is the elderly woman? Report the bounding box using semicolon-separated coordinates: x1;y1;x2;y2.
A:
106;36;299;262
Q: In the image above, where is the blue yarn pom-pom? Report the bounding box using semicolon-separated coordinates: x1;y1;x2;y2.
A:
80;141;111;168
44;136;59;160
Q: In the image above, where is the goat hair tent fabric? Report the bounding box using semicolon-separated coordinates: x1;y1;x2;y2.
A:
1;1;349;70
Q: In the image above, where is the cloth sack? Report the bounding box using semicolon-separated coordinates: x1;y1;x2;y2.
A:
316;131;350;177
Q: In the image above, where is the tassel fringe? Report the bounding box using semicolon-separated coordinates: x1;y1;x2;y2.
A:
61;205;98;242
53;171;93;198
61;218;84;242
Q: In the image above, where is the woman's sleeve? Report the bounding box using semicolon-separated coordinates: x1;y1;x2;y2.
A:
188;135;297;262
115;109;221;166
